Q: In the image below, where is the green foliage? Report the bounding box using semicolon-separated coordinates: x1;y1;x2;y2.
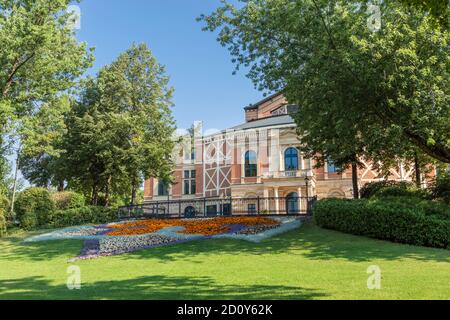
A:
360;181;416;199
19;96;72;188
398;0;449;27
51;191;85;210
15;187;55;229
314;198;450;249
0;208;6;237
375;196;450;220
0;0;92;201
0;193;7;236
63;43;176;205
0;0;93;112
50;206;118;228
200;0;450;164
0;193;10;226
430;172;450;204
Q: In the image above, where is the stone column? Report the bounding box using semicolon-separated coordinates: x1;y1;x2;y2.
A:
274;187;280;214
297;187;302;213
263;188;269;212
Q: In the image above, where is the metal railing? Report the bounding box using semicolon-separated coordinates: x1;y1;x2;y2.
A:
118;196;318;220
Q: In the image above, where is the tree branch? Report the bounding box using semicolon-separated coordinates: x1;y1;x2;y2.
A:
2;53;36;98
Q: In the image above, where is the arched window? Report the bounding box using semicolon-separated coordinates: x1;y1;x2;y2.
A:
245;151;257;177
284;148;299;171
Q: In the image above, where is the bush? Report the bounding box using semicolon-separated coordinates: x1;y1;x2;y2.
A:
360;181;416;199
375;196;450;220
0;209;6;237
51;191;85;210
430;173;450;204
15;188;55;230
50;206;118;228
374;186;425;199
314;198;450;249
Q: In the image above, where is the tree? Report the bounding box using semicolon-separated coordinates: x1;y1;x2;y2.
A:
0;0;93;195
398;0;449;27
199;0;450;167
19;95;71;190
63;44;176;206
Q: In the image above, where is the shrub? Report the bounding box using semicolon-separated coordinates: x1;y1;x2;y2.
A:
0;209;6;237
314;198;450;249
51;191;85;210
374;186;424;199
360;181;415;199
50;206;118;228
15;188;55;229
375;196;450;220
430;173;450;204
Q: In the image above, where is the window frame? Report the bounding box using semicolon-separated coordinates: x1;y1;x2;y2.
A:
284;147;299;171
244;150;258;178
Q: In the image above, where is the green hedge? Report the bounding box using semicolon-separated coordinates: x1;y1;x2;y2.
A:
0;205;6;237
360;181;416;199
314;198;450;249
0;194;9;225
15;188;55;230
51;191;85;210
50;206;118;228
431;173;450;204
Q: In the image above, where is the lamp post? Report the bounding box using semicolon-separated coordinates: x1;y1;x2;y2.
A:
305;176;310;199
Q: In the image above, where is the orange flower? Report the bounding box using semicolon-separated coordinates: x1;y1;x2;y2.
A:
106;217;280;236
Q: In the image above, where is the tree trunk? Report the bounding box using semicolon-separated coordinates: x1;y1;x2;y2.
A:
414;152;422;188
131;184;137;206
351;162;359;199
104;176;111;208
91;183;98;206
9;152;20;221
57;180;65;192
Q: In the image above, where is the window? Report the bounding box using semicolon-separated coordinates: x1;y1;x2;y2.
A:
206;205;217;216
245;151;257;177
327;160;339;173
158;181;169;196
183;170;196;195
248;204;257;214
284;147;299;171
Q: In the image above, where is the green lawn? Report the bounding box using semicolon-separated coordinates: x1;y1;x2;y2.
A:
0;222;449;300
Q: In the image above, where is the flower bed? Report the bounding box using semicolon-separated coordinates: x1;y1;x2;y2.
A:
25;216;301;260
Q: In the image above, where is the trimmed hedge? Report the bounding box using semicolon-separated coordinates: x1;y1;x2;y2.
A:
314;198;450;249
15;188;55;230
50;206;118;228
360;181;416;199
51;191;85;210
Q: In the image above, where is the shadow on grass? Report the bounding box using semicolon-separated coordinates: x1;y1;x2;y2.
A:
122;222;450;263
2;222;449;264
0;275;327;300
0;237;82;262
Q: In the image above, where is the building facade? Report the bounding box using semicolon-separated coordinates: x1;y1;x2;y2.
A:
143;93;431;214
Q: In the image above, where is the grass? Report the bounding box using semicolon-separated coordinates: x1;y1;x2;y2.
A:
0;222;449;300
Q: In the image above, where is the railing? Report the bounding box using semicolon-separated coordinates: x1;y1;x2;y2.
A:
262;170;314;179
118;196;318;220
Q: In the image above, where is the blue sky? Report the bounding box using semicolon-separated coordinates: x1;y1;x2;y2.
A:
76;0;265;132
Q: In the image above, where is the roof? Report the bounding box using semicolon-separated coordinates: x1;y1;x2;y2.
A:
229;114;295;131
243;92;284;110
